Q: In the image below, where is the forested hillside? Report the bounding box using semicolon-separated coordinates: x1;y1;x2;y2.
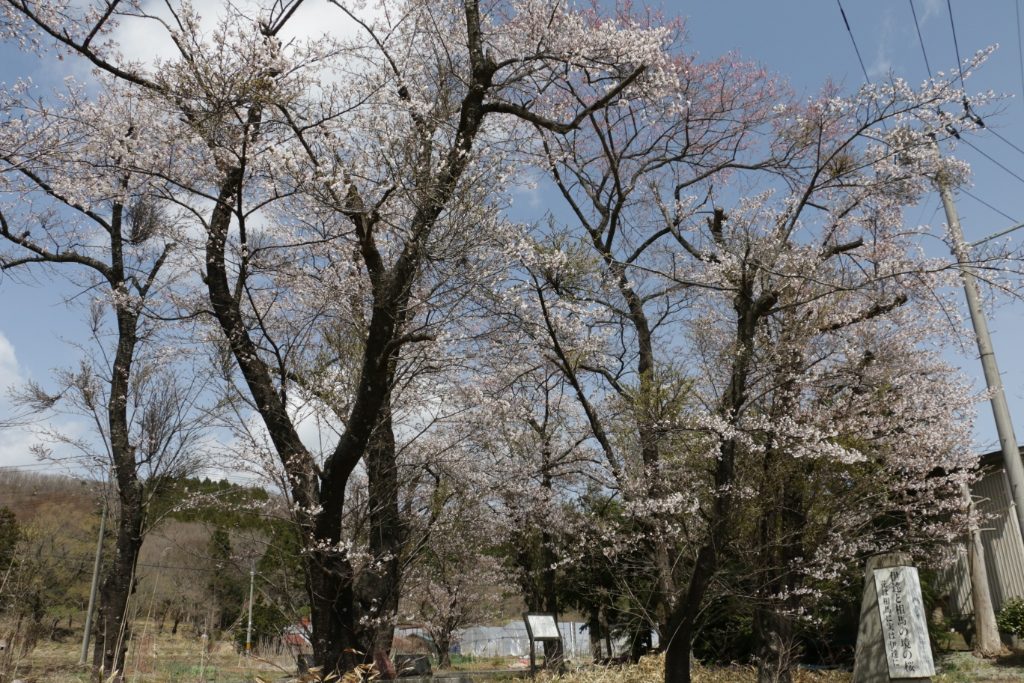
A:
0;472;299;650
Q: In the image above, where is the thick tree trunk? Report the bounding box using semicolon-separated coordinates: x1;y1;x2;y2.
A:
358;400;404;679
663;544;717;683
307;551;361;676
435;635;452;669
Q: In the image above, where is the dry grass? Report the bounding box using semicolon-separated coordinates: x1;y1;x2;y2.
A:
0;623;297;683
12;635;1024;683
536;651;1024;683
536;655;850;683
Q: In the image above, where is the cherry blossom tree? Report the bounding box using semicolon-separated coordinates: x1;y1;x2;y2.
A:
526;51;1004;682
3;3;1009;683
401;485;510;670
0;76;219;678
0;0;673;676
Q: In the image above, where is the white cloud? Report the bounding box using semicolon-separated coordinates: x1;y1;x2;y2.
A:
869;8;896;79
0;331;20;389
919;0;943;22
0;330;91;474
111;0;373;67
0;330;40;469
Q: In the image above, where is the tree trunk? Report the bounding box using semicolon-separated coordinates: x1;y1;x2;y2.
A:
663;617;693;683
436;635;452;669
358;400;404;679
753;608;794;683
307;551;361;676
92;493;144;682
92;298;144;683
663;545;717;683
588;606;602;663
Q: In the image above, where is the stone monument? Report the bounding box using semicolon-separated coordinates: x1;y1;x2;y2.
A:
852;552;934;682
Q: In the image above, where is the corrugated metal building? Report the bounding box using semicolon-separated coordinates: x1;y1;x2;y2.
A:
943;449;1024;617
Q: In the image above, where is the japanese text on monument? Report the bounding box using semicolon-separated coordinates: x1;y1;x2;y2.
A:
872;566;935;678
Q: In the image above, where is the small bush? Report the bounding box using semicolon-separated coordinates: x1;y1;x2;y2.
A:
997;597;1024;637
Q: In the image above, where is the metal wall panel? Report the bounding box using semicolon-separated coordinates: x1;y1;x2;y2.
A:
939;548;972;617
976;468;1024;611
945;465;1024;617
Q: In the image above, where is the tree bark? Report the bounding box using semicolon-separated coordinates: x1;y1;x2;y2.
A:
92;500;143;682
358;399;404;679
663;545;716;683
92;254;146;682
435;635;452;669
588;606;603;663
307;552;361;676
753;608;795;683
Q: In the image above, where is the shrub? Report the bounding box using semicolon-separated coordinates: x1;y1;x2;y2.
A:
997;598;1024;637
995;598;1024;643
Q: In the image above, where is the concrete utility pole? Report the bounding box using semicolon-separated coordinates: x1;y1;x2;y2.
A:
80;500;107;665
245;566;255;654
934;157;1024;545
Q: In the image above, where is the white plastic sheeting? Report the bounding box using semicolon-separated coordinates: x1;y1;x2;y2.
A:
396;621;657;661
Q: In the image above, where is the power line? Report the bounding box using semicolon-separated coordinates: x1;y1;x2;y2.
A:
0;463;69;471
1;547;255;575
959;137;1024;188
946;0;967;87
909;0;933;76
987;126;1024;159
836;0;872;85
959;187;1020;223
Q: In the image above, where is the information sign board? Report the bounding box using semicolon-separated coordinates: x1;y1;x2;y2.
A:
525;613;560;640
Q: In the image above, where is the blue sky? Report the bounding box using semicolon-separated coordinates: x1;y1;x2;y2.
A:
2;0;1024;471
678;0;1024;454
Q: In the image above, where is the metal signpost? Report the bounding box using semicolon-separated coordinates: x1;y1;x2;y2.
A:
523;613;563;676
